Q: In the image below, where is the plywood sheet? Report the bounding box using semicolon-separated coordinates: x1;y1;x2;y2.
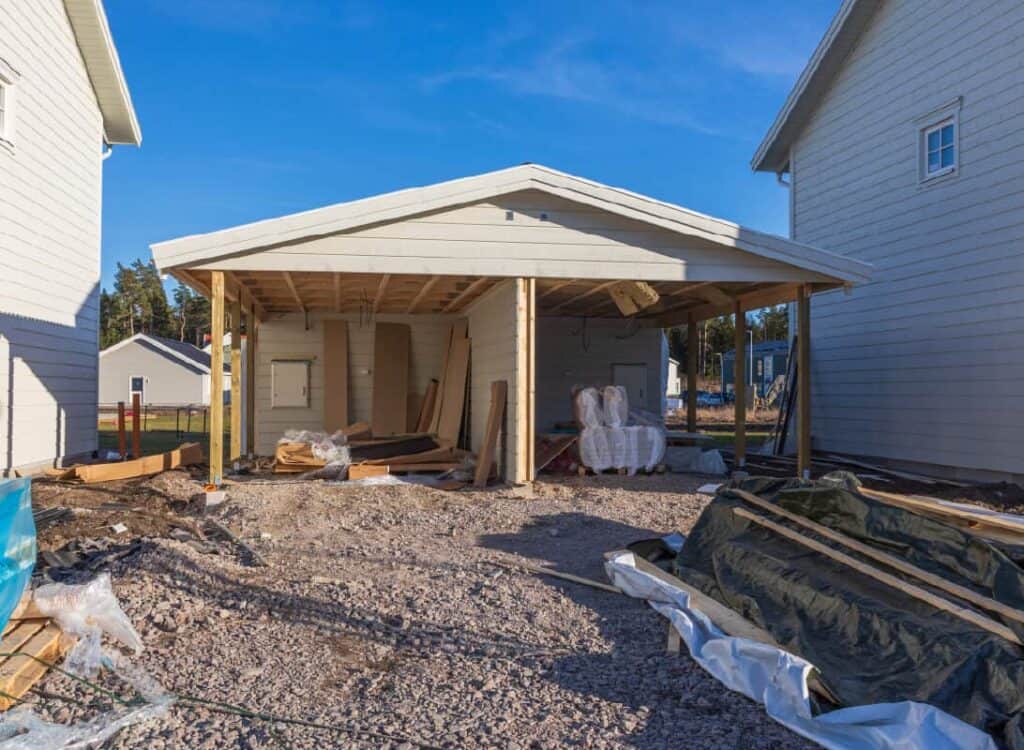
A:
429;320;468;433
371;323;410;436
437;337;470;444
323;320;349;431
474;380;507;487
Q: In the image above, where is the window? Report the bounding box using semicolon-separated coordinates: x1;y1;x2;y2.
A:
917;98;961;184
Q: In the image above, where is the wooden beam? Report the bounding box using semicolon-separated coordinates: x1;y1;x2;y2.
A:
655;283;801;327
372;274;391;314
687;316;698;433
732;488;1024;628
797;284;812;478
733;507;1022;645
282;272;305;311
734;301;746;468
230;296;242;461
407;275;440;314
223;271;266;321
527;278;536;480
245;301;256;457
474;380;508;487
333;273;342;313
209;271;225;485
442;277;491;313
537;278;579;301
514;278;537;482
550;281;615;313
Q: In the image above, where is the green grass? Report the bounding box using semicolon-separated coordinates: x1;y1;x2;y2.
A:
98;410;230;461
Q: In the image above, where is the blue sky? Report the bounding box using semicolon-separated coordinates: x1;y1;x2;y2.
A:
100;0;838;291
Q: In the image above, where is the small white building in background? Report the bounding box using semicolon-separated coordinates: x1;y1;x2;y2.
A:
0;0;141;475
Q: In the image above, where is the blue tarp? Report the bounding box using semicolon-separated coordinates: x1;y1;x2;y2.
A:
0;479;36;632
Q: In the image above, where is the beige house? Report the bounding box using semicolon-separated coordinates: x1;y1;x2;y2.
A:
0;0;140;475
151;165;871;484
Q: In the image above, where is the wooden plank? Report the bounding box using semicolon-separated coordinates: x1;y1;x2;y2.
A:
372;274;391;314
387;462;460;473
406;275;440;313
71;443;204;483
436;337;470;444
131;392;141;459
537;278;578;301
0;622;64;710
535;434;577;475
365;446;463;466
732;488;1024;627
797;285;811;477
526;278;536;480
416;379;439;433
245;302;257;457
371;323;410;436
341;421;372;439
429;321;465;434
349;464;389;480
474;380;508;487
733;507;1022;645
860;487;1024;540
323;320;349;432
443;277;491;313
282;271;305;310
550;280;615;312
230;296;242;461
210;271;225;485
686;317;698;433
0;621;45;654
733;302;746;468
117;401;126;460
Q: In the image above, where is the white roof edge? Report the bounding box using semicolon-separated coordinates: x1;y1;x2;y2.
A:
751;0;880;173
100;333;212;373
63;0;141;146
151;163;873;285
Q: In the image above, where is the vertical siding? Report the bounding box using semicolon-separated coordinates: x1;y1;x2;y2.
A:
254;313;453;455
466;281;519;478
791;0;1024;476
0;0;105;472
535;318;664;431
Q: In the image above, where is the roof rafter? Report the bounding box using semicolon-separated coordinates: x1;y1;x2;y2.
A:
282;272;306;311
372;274;391;313
443;277;491;313
407;275;441;314
550;281;616;313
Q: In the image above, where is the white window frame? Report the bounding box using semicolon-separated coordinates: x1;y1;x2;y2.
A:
0;56;20;150
916;97;962;185
128;375;145;403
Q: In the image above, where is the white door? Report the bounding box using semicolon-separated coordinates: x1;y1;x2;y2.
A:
612;364;647;409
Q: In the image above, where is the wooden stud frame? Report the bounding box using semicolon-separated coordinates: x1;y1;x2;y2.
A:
734;301;746;468
209;271;225;485
230;296;242;461
797;284;812;478
686;316;698;433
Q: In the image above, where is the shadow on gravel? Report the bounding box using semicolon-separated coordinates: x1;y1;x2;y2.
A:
478;513;709;748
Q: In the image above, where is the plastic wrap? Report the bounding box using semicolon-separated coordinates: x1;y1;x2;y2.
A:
602;386;628;427
574;387;604;429
575;388;666;473
279;429;351;467
0;479;36;634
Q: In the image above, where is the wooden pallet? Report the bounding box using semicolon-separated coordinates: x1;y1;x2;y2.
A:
0;608;67;710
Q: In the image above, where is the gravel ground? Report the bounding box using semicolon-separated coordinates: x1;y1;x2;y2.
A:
27;471;817;749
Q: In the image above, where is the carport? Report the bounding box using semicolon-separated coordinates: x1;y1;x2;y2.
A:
150;164;872;485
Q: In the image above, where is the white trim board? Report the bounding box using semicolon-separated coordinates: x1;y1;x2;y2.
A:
100;333;213;374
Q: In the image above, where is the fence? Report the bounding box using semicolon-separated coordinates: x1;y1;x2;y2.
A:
98;403;231;442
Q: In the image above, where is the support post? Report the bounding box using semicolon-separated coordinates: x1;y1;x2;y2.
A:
245;301;257;458
734;302;746;468
131;392;141;459
210;271;225;486
117;402;126;460
230;296;242;462
797;284;812;478
686;315;698;433
514;278;536;483
527;277;536;481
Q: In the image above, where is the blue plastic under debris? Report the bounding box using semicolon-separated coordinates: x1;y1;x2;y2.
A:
0;478;37;632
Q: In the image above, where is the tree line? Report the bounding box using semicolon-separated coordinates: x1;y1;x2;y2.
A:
99;259;211;349
666;306;788;385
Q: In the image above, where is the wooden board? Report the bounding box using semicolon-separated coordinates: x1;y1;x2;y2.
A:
57;443;204;483
371;323;410;436
0;619;66;710
416;379;439;433
474;380;508;487
535;434;577;475
436;337;471;444
429;321;468;434
349;464;389;480
861;487;1024;542
323;320;349;432
406;393;423;434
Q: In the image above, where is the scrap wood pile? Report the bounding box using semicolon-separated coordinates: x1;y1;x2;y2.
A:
45;443;204;485
274;319;506;486
633;472;1024;748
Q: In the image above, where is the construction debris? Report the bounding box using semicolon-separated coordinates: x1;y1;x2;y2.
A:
48;443;204;484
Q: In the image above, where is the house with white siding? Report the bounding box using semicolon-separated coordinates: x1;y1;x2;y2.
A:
0;0;141;475
151;164;871;485
753;0;1023;481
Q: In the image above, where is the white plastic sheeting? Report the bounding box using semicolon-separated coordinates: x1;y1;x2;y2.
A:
663;446;728;476
575;387;666;474
604;551;997;750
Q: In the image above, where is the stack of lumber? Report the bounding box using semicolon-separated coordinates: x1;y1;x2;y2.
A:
47;443;203;484
0;597;69;710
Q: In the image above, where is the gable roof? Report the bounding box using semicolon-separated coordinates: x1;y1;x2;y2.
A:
63;0;141;146
151;163;872;284
101;333;229;374
751;0;883;173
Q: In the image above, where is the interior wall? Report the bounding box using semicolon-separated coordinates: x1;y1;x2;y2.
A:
253;312;454;455
465;281;520;479
536;317;665;432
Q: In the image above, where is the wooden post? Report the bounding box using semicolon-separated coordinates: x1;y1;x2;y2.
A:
686;316;698;433
230;296;242;462
116;402;126;460
210;271;225;486
797;284;812;478
245;301;257;458
514;278;537;483
131;392;141;458
527;278;536;481
734;301;746;468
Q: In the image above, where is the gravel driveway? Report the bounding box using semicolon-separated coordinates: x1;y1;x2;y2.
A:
29;471;817;749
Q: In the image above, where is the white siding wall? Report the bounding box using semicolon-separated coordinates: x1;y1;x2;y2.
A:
466;281;519;478
254;313;454;455
0;0;105;472
536;318;665;431
791;0;1024;476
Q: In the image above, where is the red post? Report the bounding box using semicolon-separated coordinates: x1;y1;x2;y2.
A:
131;392;142;458
117;402;127;460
